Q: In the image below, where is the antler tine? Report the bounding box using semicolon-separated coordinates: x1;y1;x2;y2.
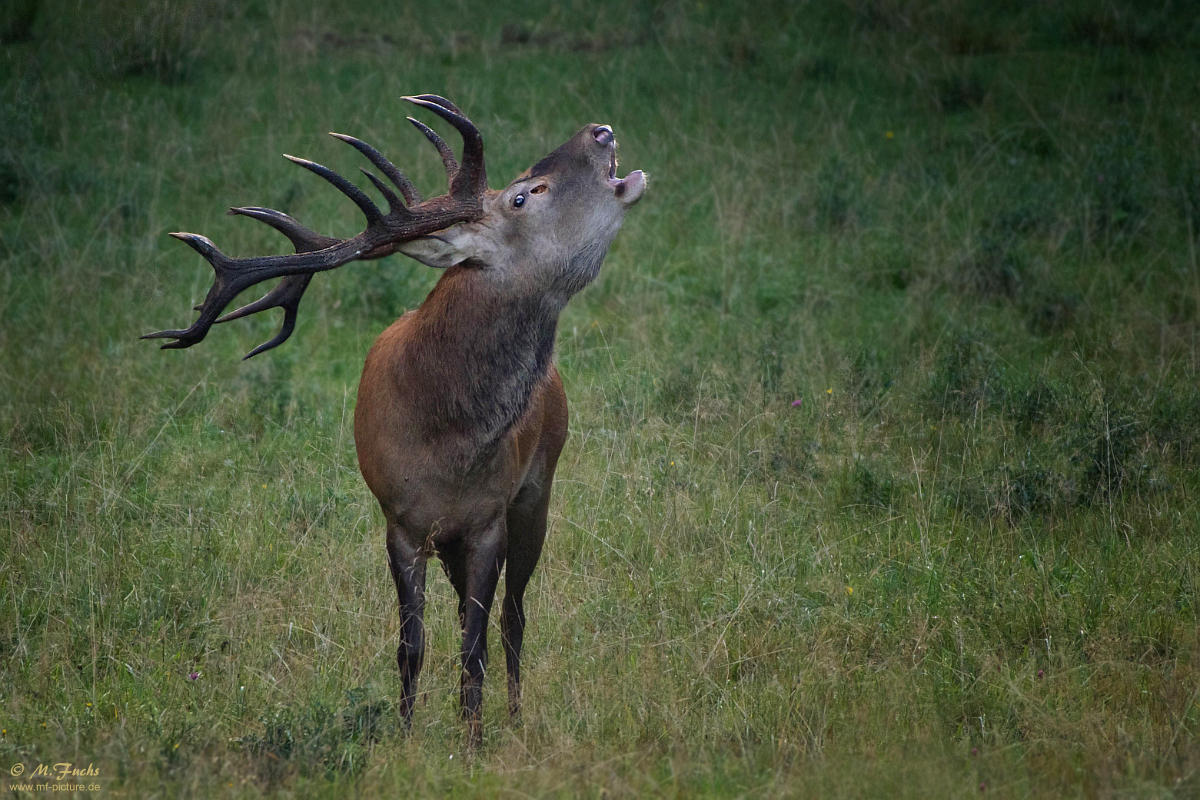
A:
216;274;312;359
240;291;305;359
329;132;422;206
215;274;308;323
283;154;384;224
403;95;486;197
410;94;465;115
358;169;404;213
406;117;458;177
226;206;341;251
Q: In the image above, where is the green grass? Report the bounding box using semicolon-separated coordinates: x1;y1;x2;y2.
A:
3;0;1200;796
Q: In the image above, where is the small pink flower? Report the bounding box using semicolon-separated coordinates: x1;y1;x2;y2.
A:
971;747;978;756
188;671;200;681
1037;669;1044;679
790;398;803;408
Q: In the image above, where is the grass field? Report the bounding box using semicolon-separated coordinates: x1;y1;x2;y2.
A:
3;0;1200;796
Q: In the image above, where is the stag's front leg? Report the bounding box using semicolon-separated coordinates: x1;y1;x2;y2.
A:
434;539;470;719
459;516;506;748
385;521;428;728
502;483;552;721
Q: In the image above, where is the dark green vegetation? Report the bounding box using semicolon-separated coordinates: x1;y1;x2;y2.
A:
3;0;1199;796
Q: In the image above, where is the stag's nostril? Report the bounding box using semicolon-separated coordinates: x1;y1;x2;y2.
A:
593;125;613;146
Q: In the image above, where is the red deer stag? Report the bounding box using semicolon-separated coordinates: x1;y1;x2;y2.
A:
144;95;646;745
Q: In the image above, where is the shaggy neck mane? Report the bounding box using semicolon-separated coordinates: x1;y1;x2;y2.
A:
408;266;561;467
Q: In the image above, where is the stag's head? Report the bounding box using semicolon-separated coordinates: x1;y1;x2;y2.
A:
144;96;645;358
399;123;645;296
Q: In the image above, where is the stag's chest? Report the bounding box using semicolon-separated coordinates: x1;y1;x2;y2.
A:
354;317;554;528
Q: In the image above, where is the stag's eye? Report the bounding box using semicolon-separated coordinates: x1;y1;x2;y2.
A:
513;194;525;208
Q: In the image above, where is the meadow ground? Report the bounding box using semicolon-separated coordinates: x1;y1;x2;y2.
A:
2;0;1199;796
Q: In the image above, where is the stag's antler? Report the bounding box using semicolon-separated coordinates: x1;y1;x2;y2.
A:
142;94;488;359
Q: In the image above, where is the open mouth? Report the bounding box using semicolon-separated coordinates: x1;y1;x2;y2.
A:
601;132;646;205
607;168;646;204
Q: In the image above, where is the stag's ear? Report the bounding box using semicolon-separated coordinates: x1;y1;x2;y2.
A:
395;223;486;269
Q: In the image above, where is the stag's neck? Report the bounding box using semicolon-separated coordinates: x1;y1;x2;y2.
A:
408;266;563;467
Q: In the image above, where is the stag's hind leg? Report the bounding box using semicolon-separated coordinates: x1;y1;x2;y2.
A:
385;520;428;728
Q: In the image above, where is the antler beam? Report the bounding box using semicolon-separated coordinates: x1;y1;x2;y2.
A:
142;94;487;359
